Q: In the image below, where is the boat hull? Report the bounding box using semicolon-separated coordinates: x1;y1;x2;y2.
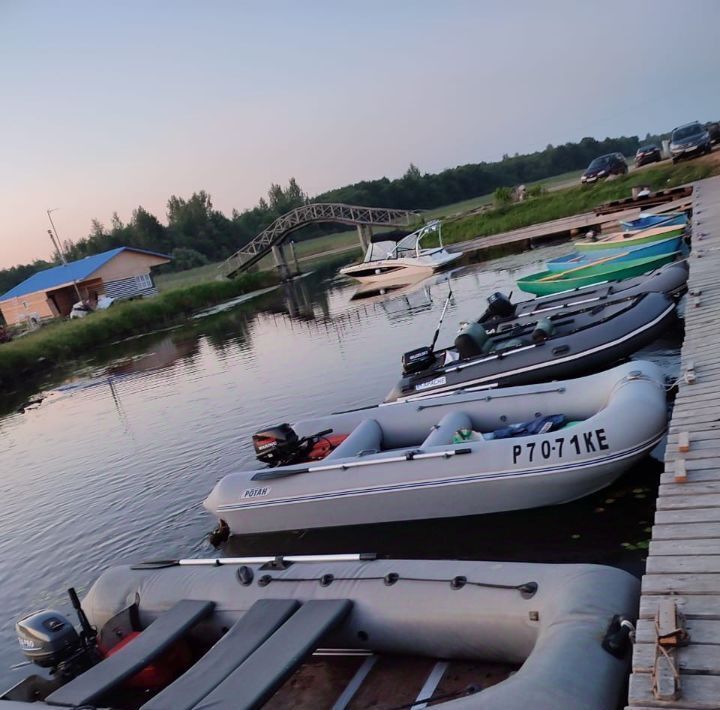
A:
206;362;666;535
545;236;682;272
620;213;687;231
575;224;686;252
340;251;461;283
517;252;677;296
76;558;639;710
388;290;677;400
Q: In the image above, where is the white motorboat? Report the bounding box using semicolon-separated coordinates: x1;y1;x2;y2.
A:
339;220;461;283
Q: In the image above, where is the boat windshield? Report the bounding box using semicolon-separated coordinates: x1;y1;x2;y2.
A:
362;220;443;262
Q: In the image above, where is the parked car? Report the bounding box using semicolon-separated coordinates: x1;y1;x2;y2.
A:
705;121;720;144
69;295;115;319
580;153;628;184
670;122;712;163
635;144;662;167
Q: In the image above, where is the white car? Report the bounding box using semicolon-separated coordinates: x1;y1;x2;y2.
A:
69;295;114;319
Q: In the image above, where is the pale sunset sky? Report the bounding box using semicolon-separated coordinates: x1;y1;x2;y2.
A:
1;0;718;268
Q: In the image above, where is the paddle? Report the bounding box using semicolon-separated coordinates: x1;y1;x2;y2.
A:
537;251;631;282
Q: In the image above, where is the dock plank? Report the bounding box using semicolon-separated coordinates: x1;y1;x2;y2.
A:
633;643;720;674
629;672;720;709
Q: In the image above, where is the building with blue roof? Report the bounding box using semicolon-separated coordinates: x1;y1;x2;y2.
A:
0;247;171;325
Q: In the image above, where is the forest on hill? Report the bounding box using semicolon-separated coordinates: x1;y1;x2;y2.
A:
1;133;654;295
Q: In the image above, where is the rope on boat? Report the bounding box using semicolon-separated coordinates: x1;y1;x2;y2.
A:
240;569;538;599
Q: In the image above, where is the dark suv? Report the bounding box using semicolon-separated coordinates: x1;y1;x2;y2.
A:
670;122;712;163
580;153;628;184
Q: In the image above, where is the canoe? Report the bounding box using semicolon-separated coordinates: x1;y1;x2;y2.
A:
205;361;666;534
620;212;687;231
516;252;678;296
3;555;640;710
545;235;682;272
574;223;686;252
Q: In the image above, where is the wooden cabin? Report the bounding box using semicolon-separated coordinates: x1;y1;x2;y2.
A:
0;247;171;326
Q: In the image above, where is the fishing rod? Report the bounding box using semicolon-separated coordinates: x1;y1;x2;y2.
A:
429;283;454;352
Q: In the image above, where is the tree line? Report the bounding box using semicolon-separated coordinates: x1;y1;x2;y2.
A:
1;132;662;295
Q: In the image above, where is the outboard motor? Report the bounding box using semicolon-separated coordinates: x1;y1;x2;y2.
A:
401;346;435;375
253;424;300;466
253;424;336;467
478;292;516;324
16;610;81;669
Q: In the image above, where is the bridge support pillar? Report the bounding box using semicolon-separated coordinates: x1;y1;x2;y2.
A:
288;240;301;277
271;244;291;281
357;224;373;251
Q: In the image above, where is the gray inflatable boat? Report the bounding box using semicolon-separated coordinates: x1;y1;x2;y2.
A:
3;555;640;710
204;361;666;536
386;260;687;401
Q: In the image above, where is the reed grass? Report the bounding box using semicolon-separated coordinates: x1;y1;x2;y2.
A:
0;271;278;388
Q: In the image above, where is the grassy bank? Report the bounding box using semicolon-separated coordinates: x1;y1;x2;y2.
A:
442;161;712;245
0;270;278;389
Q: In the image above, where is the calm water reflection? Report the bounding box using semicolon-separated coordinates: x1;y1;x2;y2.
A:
0;246;681;683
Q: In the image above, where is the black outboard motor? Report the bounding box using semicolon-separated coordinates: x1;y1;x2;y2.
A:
253;424;300;466
401;346;435;375
478;292;516;324
16;610;81;669
253;424;335;467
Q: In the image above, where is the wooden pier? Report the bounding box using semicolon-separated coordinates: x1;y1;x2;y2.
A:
628;175;720;709
453;195;692;260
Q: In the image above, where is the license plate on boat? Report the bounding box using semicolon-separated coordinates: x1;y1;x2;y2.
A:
511;428;609;464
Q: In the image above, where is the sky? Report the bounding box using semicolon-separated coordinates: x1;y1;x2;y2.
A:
1;0;719;268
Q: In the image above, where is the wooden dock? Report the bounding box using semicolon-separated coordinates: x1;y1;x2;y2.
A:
453;196;692;260
628;175;720;709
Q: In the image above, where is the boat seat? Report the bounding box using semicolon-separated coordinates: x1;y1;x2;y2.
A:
324;419;382;460
193;599;353;710
140;599;299;710
422;411;473;448
46;599;214;708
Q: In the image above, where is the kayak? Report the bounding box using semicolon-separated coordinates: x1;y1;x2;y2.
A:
517;252;678;296
545;235;682;272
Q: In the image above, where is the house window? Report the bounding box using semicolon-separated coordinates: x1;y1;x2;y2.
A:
134;273;152;290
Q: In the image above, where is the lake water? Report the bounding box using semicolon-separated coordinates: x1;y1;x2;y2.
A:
0;244;682;685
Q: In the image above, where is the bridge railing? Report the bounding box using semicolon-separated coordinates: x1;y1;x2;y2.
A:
220;203;418;278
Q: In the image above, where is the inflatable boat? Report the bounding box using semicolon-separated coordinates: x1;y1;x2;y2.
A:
516;251;678;296
2;555;640;710
204;362;666;535
386;290;676;401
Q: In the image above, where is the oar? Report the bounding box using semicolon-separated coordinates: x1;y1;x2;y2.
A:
537;251;630;282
